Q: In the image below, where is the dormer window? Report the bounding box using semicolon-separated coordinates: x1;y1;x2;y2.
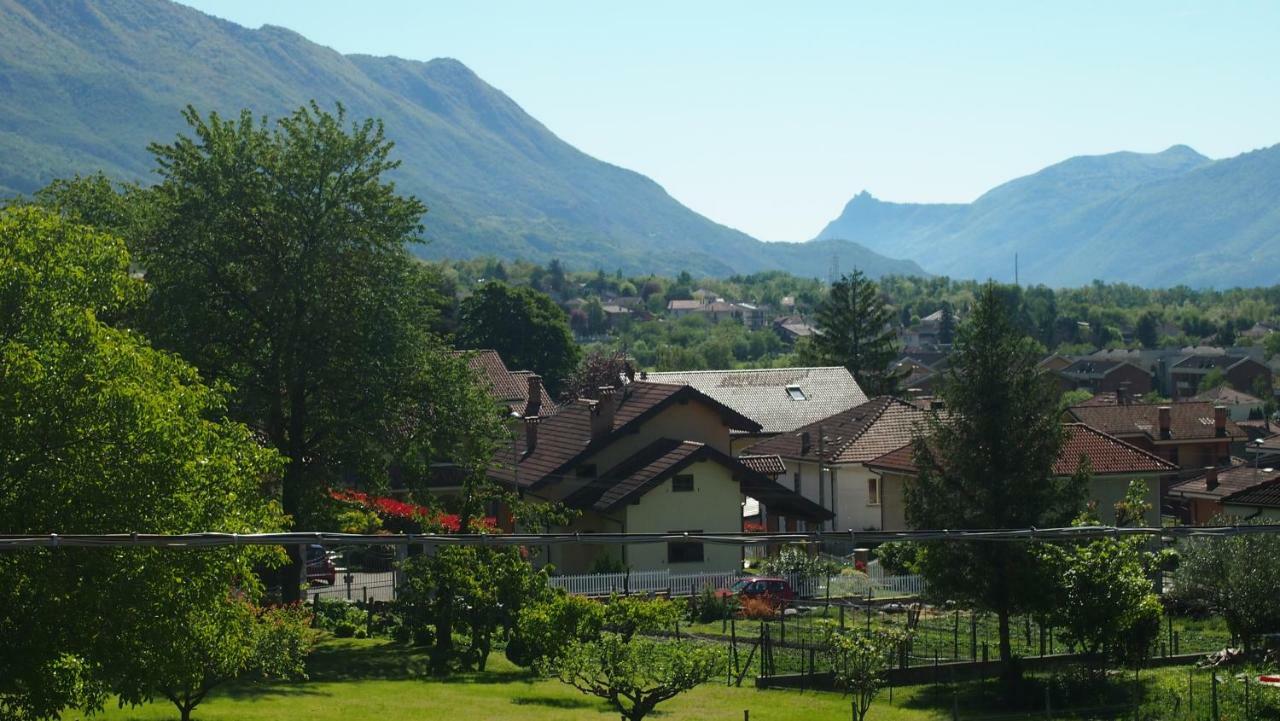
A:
786;385;807;401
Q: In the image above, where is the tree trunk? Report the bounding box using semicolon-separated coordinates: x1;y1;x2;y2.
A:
997;609;1019;694
279;381;309;604
178;701;193;721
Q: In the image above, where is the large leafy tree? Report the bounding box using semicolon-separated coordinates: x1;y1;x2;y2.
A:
1171;517;1280;652
905;282;1086;688
0;207;289;719
456;281;581;396
806;270;900;395
65;104;488;600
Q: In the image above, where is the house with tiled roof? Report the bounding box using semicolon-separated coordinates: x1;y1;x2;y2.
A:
1064;401;1243;471
642;367;867;450
1167;352;1271;401
742;396;931;533
1055;359;1152;397
1191;385;1266;421
867;423;1177;529
490;381;830;573
455;349;556;416
1170;465;1280;524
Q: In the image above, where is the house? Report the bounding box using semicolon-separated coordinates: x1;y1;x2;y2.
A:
1168;353;1272;401
1169;465;1280;524
666;299;704;317
1055;359;1152;396
456;349;556;415
1038;354;1075;373
867;423;1176;529
735;302;768;330
773;315;818;344
1240;321;1278;341
487;381;830;573
1191;386;1266;421
1064;401;1243;471
643;367;868;452
892;357;943;396
741;397;931;533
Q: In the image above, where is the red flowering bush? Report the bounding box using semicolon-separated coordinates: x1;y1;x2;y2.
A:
328;488;497;533
743;521;766;533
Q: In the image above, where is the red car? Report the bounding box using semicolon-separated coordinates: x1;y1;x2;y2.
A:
718;576;796;606
305;544;337;586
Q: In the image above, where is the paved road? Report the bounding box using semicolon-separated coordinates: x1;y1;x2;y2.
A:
307;570;397;603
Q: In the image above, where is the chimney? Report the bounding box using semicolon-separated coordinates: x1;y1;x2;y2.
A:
590;386;617;441
1204;466;1218;491
1214;405;1227;437
525;374;543;417
800;431;812;456
1116;382;1129;406
1158;406;1172;440
524;416;540;453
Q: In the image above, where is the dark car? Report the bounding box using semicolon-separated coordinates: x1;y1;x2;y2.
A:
305;544;337;586
718;576;796;607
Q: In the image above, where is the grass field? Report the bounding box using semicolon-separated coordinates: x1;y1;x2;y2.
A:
73;638;941;721
64;637;1263;721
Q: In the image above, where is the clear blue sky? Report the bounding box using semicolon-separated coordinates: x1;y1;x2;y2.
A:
179;1;1279;241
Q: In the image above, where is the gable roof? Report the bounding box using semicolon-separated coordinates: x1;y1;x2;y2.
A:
1170;464;1280;501
867;423;1177;478
643;367;868;434
562;439;832;521
1192;385;1264;405
1065;401;1244;443
1223;477;1280;508
1172;354;1263;372
488;381;761;489
1059;359;1146;379
742;396;930;464
455;350;555;413
739;454;787;476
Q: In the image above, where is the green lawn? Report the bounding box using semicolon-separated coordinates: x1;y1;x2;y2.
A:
74;638;942;721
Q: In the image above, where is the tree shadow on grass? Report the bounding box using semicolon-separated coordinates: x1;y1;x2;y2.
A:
897;668;1149;719
509;696;596;710
305;640;539;686
218;681;333;700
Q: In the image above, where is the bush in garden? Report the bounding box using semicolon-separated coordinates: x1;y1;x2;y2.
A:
547;634;722;721
686;587;736;624
761;545;836;578
602;595;682;641
737;597;779;620
508;592;603;669
1171;515;1280;652
823;627;904;721
873;541;920;575
310;598;367;633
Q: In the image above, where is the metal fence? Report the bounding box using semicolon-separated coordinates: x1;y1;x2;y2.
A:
545;568;928;599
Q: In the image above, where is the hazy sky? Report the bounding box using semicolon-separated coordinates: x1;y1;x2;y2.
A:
179;1;1280;241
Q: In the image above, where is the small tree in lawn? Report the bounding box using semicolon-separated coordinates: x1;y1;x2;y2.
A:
824;627;903;721
548;635;721;721
137;601;313;721
1038;480;1162;676
1171;516;1280;652
905;282;1086;691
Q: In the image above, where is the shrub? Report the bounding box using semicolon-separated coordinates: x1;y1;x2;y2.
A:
738;597;779;620
874;541;920;575
547;635;722;721
310;598;367;633
509;592;604;669
686;587;736;623
333;621;358;638
761;545;835;577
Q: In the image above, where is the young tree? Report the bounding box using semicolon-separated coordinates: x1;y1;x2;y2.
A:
823;628;903;721
1199;368;1229;392
0;207;286;719
905;283;1086;688
938;301;956;345
1171;517;1280;652
549;635;721;721
456;281;581;396
1136;312;1160;349
1038;481;1162;675
111;103;470;601
807;270;901;395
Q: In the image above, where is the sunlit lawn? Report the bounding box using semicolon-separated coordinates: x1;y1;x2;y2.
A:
76;637;944;721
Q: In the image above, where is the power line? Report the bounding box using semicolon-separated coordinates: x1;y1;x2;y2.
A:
2;524;1278;551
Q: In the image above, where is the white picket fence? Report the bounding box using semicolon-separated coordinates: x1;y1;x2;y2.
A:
548;568;926;599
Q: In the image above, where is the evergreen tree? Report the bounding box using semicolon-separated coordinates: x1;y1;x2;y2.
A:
905;282;1086;690
808;270;901;395
1135;312;1159;349
938;302;956;345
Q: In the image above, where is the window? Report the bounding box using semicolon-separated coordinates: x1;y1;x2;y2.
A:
672;474;694;492
786;385;807;401
667;530;704;564
867;476;880;506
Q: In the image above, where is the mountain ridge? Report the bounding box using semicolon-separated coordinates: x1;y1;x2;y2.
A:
0;0;926;279
815;143;1280;287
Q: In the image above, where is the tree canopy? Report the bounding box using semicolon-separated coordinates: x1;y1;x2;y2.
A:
806;270;901;395
456;281;581;396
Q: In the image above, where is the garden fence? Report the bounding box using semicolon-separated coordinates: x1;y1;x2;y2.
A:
546;568;927;599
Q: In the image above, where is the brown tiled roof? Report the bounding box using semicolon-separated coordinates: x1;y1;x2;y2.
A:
1056;423;1178;476
1192;386;1263;405
562;440;832;521
488;381;760;489
739;454;787;476
867;423;1178;477
454;350;554;412
1223;478;1280;508
1170;464;1280;501
742;396;930;464
1065;402;1244;443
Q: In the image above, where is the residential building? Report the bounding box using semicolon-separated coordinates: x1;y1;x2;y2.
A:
1064;401;1243;471
773;314;818;344
488;381;829;573
1191;385;1266;421
1055;359;1152;396
742;397;931;532
1168;353;1272;401
455;349;555;416
868;423;1176;529
1170;465;1280;524
643;367;868;452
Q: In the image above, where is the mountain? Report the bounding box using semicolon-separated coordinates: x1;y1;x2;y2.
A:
0;0;924;280
815;144;1280;288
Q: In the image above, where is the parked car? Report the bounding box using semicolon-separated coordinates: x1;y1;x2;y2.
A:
306;544;337;586
717;576;796;607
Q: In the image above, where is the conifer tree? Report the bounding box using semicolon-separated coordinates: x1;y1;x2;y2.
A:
808;270;901;395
